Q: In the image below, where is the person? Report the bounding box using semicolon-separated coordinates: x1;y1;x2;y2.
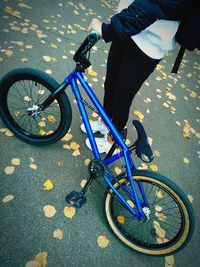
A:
80;0;192;154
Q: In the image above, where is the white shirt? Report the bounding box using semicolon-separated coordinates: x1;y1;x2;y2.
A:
118;0;180;59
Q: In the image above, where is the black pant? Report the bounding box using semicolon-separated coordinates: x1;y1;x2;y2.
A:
103;39;161;131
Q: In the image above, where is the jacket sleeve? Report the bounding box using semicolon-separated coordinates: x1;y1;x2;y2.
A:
102;0;191;42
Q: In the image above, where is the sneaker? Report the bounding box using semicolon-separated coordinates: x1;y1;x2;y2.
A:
80;117;109;135
85;134;113;154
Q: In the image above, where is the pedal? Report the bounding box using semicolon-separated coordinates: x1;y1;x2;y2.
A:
65;190;87;209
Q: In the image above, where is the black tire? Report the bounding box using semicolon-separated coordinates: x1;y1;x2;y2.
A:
0;68;72;145
104;170;195;256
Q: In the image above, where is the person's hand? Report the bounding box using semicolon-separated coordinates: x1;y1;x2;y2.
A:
86;18;103;39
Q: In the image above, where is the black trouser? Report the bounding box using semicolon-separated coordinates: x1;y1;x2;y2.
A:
103;39;161;132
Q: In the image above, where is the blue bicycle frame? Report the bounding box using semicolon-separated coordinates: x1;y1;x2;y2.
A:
62;68;149;219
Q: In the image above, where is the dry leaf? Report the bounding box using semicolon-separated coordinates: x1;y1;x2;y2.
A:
91;112;98;118
84;159;90;166
43;205;56;218
11;158;20;166
165;256;175;266
43;179;54;191
149;165;158;172
88;67;97;77
115;167;121;175
29;163;38;170
80;179;87;188
155;190;164;199
97;235;109;248
43;56;51;62
51;43;57;49
63;144;70;149
70;142;80;150
63;206;76;219
117;215;125;224
155;205;162;212
72;149;80;156
35;252;48;267
5;129;14;136
47;115;56;123
25;261;41;267
61;133;73;141
183;157;189;164
2;194;14;203
187;194;194;203
4;166;15;175
127;199;135;208
53;229;64;240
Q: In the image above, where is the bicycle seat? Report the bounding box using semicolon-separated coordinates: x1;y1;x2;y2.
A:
132;120;154;163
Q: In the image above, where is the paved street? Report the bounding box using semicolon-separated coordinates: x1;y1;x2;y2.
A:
0;1;199;267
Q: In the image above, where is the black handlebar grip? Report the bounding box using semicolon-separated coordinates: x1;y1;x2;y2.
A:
87;30;100;44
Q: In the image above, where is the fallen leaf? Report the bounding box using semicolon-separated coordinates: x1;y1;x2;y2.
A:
187;194;194;203
117;215;125;224
72;149;80;156
2;194;14;203
115;167;121;175
47;115;56;123
5;129;14;136
183;157;189;164
61;133;73;141
127;199;135;208
35;252;48;267
43;179;54;191
4;166;15;175
155;205;162;212
29;163;38;170
11;159;20;167
165;255;175;266
51;43;57;49
97;235;109;248
63;206;76;219
88;67;97;77
53;229;64;240
149;165;158;172
84;159;90;166
70;142;80;150
43;205;56;218
25;261;41;267
80;179;87;188
155;190;164;199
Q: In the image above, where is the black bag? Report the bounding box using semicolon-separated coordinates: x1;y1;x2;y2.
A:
172;0;200;73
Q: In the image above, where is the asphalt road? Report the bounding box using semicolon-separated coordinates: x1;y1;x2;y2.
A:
0;1;199;267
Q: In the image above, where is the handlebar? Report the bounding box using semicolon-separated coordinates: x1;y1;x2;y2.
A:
73;30;100;69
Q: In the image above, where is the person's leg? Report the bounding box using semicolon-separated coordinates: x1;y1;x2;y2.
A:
111;40;161;132
103;40;131;118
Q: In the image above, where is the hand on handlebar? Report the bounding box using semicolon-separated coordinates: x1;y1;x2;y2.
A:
86;18;103;39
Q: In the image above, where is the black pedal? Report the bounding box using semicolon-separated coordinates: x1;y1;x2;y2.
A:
65;190;87;209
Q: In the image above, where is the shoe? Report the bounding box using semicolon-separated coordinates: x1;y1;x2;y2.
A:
80;117;109;135
85;134;113;154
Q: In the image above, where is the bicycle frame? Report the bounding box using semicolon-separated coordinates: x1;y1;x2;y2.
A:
44;67;150;220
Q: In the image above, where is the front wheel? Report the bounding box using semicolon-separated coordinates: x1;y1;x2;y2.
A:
0;68;72;145
104;170;195;256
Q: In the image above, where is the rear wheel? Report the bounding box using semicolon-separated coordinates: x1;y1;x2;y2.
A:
104;170;195;256
0;68;72;145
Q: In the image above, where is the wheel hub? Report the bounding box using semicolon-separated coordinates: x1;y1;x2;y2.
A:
27;105;41;118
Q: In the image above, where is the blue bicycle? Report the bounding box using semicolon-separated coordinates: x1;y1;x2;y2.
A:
0;31;195;256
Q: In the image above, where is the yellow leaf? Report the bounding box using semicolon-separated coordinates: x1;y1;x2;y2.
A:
187;194;194;203
115;167;121;175
155;205;162;212
84;159;90;166
25;260;41;267
35;252;48;267
53;229;64;240
97;235;109;248
5;129;14;136
0;128;8;132
165;256;175;266
39;129;46;136
11;158;20;165
134;110;144;121
43;205;56;218
70;142;80;150
91;112;98;118
4;166;15;175
29;163;38;170
72;149;80;156
24;95;31;102
61;133;73;141
155;190;164;199
63;144;70;149
47;115;56;123
183;157;189;164
80;179;87;188
88;67;97;77
127;200;135;208
38;120;46;127
117;215;125;224
43;179;54;191
154;150;160;157
63;206;76;219
2;194;14;203
149;165;158;172
51;43;57;49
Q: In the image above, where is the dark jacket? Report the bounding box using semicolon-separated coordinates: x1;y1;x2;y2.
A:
102;0;193;42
